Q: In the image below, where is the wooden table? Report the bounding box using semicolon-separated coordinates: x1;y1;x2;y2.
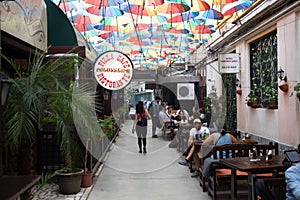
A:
220;155;291;200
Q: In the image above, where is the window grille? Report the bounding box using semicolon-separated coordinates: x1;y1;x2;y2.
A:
250;30;278;108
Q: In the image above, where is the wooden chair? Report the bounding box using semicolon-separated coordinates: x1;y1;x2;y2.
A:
252;174;286;200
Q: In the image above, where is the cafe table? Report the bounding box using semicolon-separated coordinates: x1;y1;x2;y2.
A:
219;155;291;200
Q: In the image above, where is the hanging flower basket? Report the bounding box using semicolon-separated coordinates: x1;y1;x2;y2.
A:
236;88;242;95
247;101;260;108
262;101;277;109
278;81;289;93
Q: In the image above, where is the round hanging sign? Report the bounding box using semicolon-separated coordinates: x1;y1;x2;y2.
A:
94;50;134;90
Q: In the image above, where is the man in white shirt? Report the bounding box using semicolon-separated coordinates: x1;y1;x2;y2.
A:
178;118;210;178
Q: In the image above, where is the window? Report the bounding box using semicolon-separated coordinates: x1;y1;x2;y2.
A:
250;30;278;109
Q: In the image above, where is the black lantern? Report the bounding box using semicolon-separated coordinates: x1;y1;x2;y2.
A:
1;72;12;106
277;68;287;82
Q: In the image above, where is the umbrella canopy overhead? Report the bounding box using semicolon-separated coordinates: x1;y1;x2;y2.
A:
53;0;253;68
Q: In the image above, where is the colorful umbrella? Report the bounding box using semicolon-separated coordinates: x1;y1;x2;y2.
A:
156;2;190;14
222;0;252;16
175;18;205;29
166;27;190;34
122;4;157;17
167;11;199;23
74;23;95;32
199;9;223;20
86;6;124;17
129;0;164;6
137;15;167;24
94;24;122;32
205;0;238;5
59;1;90;12
84;0;125;7
73;13;102;24
190;0;210;11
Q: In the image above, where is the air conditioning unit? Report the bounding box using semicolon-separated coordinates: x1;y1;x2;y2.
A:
177;83;195;100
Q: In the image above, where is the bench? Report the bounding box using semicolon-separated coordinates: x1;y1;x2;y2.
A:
202;142;278;200
0;175;41;200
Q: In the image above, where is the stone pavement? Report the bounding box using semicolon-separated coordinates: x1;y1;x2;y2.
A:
33;120;211;200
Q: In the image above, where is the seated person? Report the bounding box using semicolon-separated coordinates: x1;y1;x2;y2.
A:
178;119;210;178
159;103;180;128
199;129;237;178
174;109;189;125
285;163;300;200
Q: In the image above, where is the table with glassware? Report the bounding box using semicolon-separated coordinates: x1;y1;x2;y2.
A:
219;155;291;200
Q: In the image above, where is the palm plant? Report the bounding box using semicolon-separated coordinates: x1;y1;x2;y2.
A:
2;52;103;175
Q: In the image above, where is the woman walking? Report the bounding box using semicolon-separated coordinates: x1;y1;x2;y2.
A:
132;101;151;153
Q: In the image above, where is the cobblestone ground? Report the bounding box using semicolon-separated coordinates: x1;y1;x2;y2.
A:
32;184;91;200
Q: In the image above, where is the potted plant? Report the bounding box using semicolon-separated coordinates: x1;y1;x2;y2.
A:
246;90;259;108
98;114;117;140
262;85;278;109
290;82;300;101
3;52;102;194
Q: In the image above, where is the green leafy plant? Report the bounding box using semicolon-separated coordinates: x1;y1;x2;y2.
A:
262;85;278;103
2;51;102;174
98;115;116;138
246;90;258;103
290;82;300;97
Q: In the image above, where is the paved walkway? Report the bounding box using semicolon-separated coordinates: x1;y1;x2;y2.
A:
88;120;211;200
32;119;211;199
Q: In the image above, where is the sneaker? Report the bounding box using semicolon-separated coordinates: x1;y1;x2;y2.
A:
191;171;200;178
178;159;188;166
152;135;158;138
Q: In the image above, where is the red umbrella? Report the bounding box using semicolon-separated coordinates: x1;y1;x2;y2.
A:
74;23;94;32
167;11;199;23
222;1;252;16
73;14;102;24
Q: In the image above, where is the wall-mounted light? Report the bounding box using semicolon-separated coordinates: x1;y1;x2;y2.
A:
277;68;287;82
277;68;289;93
236;78;241;88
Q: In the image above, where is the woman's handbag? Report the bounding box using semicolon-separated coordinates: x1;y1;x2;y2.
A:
137;117;147;127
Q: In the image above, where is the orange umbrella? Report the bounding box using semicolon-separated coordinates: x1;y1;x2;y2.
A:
190;0;211;11
205;0;237;5
156;2;190;14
